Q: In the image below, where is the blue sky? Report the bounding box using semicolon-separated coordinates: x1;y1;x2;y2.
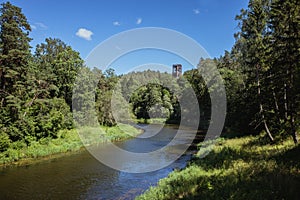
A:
7;0;248;73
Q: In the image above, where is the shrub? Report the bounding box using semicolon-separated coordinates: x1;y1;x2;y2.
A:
0;132;11;152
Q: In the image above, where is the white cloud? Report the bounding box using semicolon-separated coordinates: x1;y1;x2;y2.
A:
31;24;37;30
30;22;47;30
193;9;200;15
76;28;93;41
35;22;48;30
136;18;142;25
113;21;121;26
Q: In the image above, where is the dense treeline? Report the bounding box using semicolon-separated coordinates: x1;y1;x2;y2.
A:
0;2;124;152
137;1;299;199
218;0;299;143
116;0;300;145
121;71;180;122
0;2;82;151
0;0;299;156
115;1;300;143
118;70;211;127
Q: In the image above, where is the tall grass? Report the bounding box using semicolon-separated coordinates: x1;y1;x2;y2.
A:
137;134;300;200
0;124;142;166
134;118;167;124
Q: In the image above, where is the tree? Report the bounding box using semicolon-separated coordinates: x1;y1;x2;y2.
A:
183;67;210;129
95;68;118;126
0;2;34;141
216;51;245;133
0;1;32;118
72;67;99;127
234;0;275;141
269;0;300;143
34;38;83;109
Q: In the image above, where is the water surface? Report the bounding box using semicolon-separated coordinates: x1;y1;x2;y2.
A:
0;124;196;200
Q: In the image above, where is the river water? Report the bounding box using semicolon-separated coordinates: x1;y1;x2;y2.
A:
0;124;198;200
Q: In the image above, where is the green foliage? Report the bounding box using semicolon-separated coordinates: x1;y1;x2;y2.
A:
31;98;73;139
137;136;300;200
0;2;81;145
34;37;83;108
0;124;141;165
183;66;211;129
268;0;300;143
72;67;99;126
0;132;11;152
0;1;33;127
130;83;174;120
95;68;119;126
214;0;300;143
77;124;141;146
120;71;182;124
0;0;298;174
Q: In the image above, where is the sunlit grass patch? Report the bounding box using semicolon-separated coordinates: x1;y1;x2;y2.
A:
137;135;300;200
0;124;142;166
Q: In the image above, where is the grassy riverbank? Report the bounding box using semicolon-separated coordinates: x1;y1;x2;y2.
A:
137;134;300;200
134;118;168;124
0;124;142;167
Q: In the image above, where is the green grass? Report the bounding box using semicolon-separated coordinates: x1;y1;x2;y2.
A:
0;124;142;167
77;124;142;145
135;118;170;124
136;134;300;200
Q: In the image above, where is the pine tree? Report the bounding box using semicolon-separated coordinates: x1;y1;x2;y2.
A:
0;1;32;122
235;0;275;141
269;0;300;144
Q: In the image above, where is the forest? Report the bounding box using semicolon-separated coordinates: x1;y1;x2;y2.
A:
0;0;299;160
137;0;300;199
0;0;299;198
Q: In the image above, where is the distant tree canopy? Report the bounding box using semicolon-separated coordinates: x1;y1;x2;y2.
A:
119;71;180;122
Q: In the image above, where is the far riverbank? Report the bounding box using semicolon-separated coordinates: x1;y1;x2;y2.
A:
0;124;142;167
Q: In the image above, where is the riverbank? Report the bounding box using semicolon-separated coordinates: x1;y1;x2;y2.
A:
136;134;300;200
0;124;142;167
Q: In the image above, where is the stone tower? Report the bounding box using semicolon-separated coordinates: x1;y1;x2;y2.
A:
172;64;182;78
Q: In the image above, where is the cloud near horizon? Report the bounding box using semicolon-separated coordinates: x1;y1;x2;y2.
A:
76;28;93;40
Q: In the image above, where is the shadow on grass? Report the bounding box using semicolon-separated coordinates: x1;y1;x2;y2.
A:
193;146;250;170
137;136;300;200
273;144;300;169
181;170;300;200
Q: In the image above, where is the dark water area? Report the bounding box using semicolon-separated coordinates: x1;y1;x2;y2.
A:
0;124;198;200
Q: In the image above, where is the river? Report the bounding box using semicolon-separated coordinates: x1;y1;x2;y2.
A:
0;124;198;200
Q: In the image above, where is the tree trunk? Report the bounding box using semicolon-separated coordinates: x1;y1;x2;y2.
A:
284;83;288;121
256;65;274;142
288;69;298;144
290;114;298;144
0;68;5;108
271;79;281;125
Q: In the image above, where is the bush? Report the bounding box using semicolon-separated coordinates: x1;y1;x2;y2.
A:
0;132;11;152
32;98;73;139
10;140;27;150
